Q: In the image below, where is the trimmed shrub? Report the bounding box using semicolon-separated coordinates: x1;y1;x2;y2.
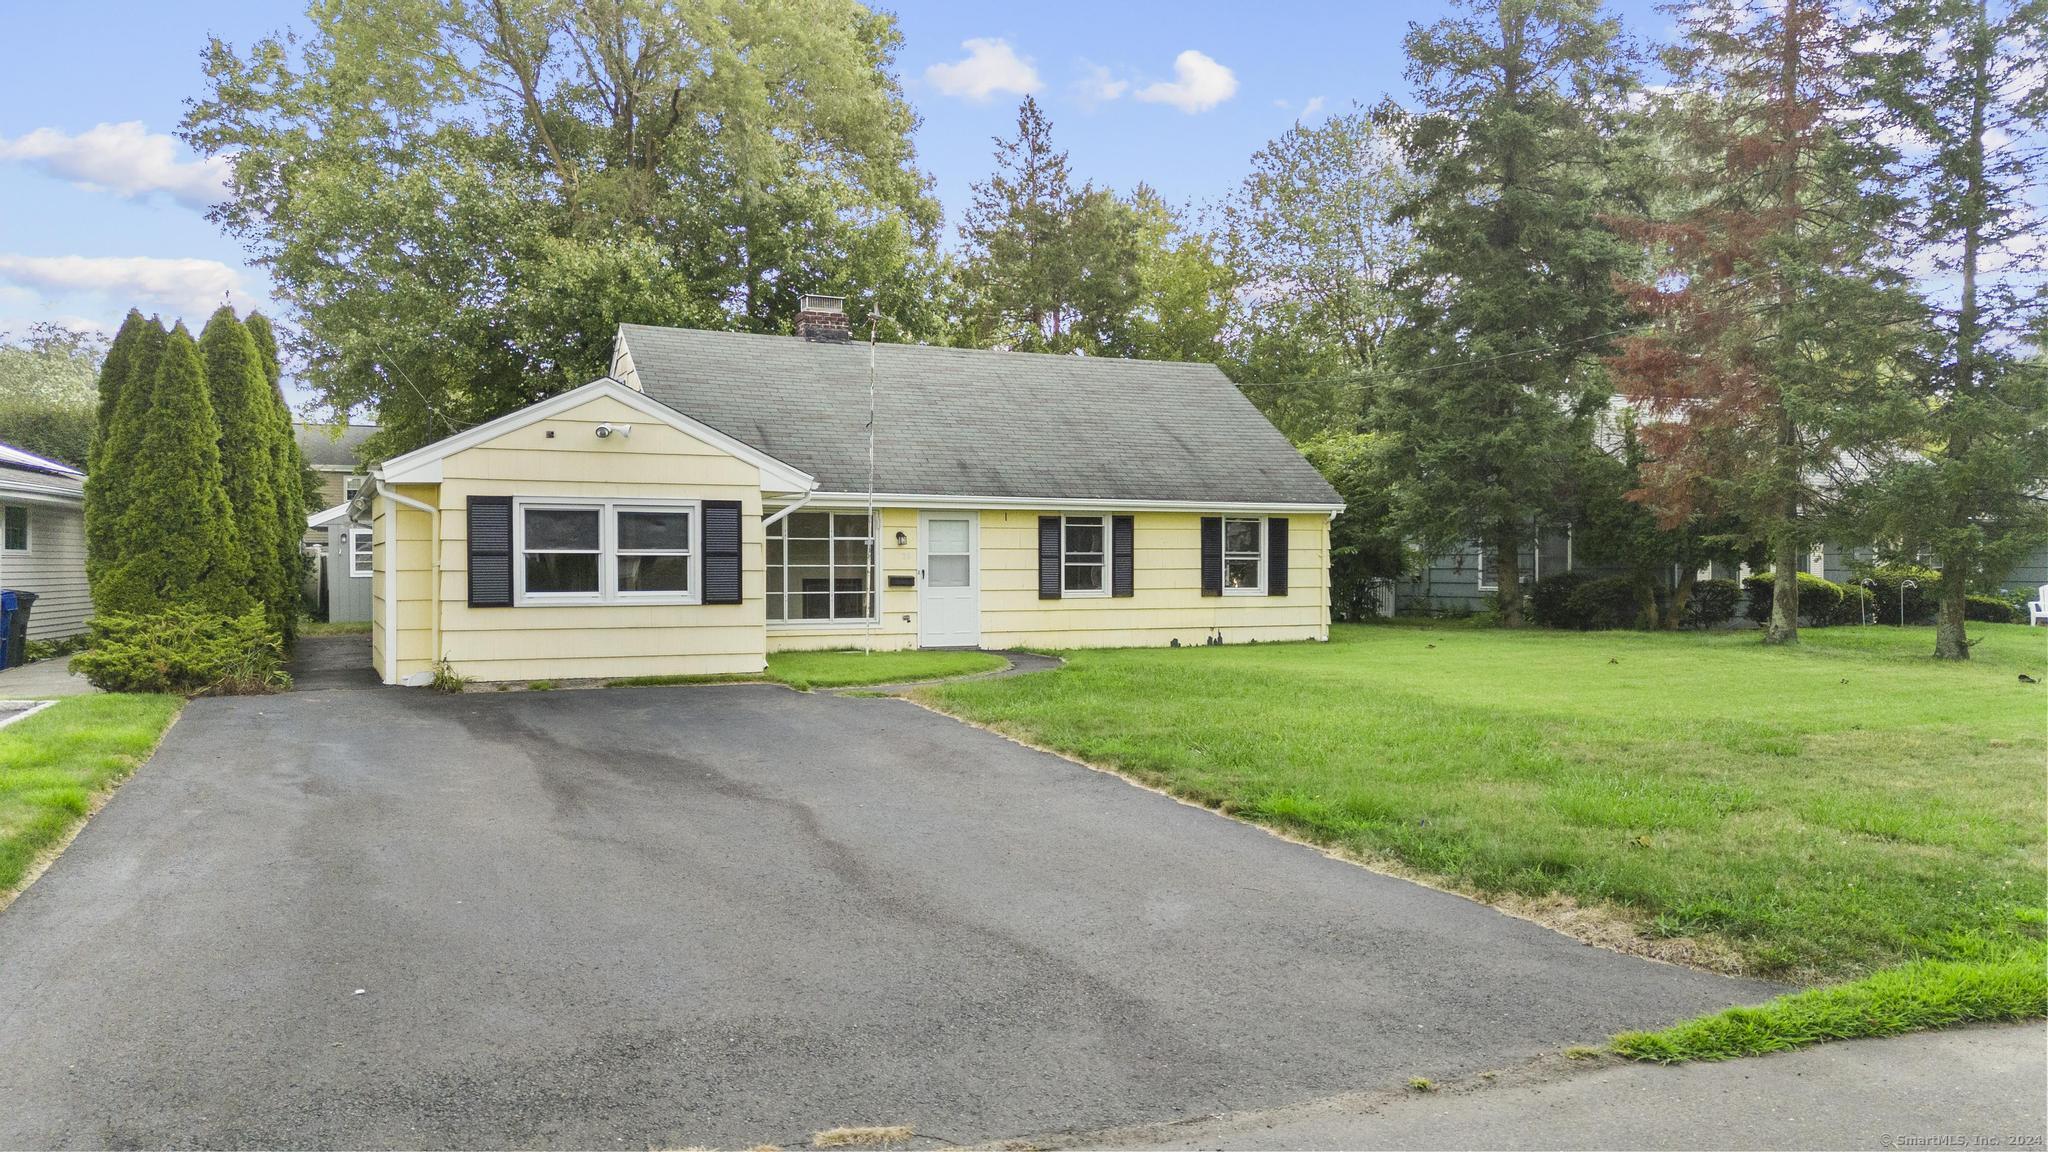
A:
1742;571;1847;626
1529;571;1593;628
70;607;289;696
1564;575;1645;630
1830;582;1875;626
1682;578;1740;629
1966;595;2017;624
1858;564;1941;626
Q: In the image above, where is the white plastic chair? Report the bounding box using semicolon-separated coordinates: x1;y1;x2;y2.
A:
2029;585;2048;626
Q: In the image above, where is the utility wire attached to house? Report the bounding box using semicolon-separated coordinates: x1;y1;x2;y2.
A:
864;313;878;657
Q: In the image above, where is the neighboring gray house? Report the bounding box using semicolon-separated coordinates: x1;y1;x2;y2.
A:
295;422;378;544
307;502;372;623
0;442;89;640
1389;531;2048;618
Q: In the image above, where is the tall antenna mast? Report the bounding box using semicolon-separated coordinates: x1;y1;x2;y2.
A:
864;314;878;656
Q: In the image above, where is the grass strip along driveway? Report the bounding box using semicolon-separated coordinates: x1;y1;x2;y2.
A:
0;694;183;905
605;647;1007;692
922;622;2047;1059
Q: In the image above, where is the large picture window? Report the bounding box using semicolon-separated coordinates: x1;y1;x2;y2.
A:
766;511;874;623
1061;515;1106;595
1223;516;1263;593
514;499;697;605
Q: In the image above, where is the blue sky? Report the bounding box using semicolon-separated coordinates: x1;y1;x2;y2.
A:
0;0;1677;386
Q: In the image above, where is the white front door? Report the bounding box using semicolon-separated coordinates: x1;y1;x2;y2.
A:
918;512;980;648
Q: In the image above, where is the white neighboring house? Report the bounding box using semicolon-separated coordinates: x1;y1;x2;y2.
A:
0;441;89;640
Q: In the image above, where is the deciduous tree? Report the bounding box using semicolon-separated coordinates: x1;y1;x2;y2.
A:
184;0;942;457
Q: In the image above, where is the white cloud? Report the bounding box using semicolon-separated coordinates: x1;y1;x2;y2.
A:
1300;96;1327;119
926;38;1041;102
1074;62;1129;105
0;254;243;320
1135;50;1238;114
0;122;230;210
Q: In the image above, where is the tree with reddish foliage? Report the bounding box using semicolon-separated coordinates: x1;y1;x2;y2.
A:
1607;0;1919;645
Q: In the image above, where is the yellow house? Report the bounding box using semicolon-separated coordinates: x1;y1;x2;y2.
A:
358;299;1343;686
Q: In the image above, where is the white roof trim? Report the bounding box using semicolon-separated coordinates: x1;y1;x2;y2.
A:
798;491;1346;515
307;502;352;528
0;442;83;478
372;377;816;494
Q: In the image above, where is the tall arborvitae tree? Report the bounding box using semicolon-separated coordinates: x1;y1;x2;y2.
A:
85;315;166;597
247;311;308;646
1848;0;2048;659
200;307;285;633
1373;0;1640;626
96;323;251;616
1609;0;1918;645
84;311;149;586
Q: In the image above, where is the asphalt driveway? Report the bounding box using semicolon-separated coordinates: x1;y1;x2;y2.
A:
0;681;1777;1149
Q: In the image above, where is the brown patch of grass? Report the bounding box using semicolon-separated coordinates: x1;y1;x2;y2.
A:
811;1126;914;1149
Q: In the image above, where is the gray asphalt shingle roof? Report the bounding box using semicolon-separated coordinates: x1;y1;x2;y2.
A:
294;423;378;471
620;326;1340;506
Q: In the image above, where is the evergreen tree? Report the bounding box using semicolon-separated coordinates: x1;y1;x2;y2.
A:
1373;0;1641;626
1847;0;2048;659
248;311;308;646
958;97;1145;353
200;307;284;633
96;323;252;616
1609;0;1920;645
85;314;166;597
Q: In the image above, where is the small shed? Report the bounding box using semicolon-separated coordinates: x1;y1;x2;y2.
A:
307;503;372;623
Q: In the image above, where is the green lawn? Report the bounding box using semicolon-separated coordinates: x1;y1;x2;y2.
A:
922;622;2047;1054
0;694;183;903
299;618;372;637
605;647;1009;692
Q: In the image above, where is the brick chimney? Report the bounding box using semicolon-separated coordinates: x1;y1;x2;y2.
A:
794;294;851;342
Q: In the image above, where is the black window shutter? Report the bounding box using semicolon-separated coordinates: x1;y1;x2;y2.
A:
1200;516;1222;597
703;500;742;604
1038;516;1062;600
1112;515;1134;597
467;496;513;607
1267;516;1290;597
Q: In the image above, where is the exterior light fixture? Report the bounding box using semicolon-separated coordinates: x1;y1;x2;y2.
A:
895;531;907;545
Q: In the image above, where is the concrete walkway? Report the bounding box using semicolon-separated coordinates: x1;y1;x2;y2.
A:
824;649;1065;695
1040;1022;2048;1151
0;657;94;699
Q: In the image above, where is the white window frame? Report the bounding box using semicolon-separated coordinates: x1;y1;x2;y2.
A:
765;508;879;626
511;497;701;607
1474;546;1497;592
1222;515;1265;596
348;527;373;578
344;475;365;502
1061;514;1110;597
2;504;27;553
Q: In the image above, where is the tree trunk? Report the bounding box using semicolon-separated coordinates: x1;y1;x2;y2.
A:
1764;537;1800;645
1933;565;1971;660
1493;527;1523;627
1665;567;1697;630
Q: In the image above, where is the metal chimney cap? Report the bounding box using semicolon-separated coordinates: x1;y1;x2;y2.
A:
798;294;845;314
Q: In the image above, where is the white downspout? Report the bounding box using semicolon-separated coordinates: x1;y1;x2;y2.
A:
374;478;440;686
760;487;816;530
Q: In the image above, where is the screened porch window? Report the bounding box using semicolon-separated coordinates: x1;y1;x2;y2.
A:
766;511;874;622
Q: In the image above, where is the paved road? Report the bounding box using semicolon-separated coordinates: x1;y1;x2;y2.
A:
0;682;1777;1149
1052;1022;2048;1150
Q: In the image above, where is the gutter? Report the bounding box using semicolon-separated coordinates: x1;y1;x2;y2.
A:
370;473;441;687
